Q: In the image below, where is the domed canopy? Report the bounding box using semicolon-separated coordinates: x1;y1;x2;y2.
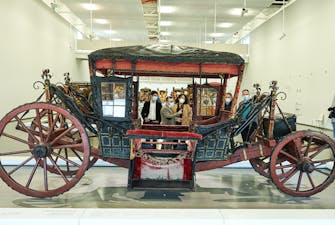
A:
89;44;244;65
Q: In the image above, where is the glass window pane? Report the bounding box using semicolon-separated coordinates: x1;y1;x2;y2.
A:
102;105;114;116
101;82;127;117
113;106;126;117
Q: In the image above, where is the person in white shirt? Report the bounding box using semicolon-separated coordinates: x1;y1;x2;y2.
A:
141;91;162;124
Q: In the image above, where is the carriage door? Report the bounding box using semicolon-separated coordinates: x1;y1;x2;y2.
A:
91;76;133;159
193;84;223;120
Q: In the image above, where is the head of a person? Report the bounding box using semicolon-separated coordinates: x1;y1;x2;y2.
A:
177;94;188;104
166;96;175;108
225;93;232;104
150;91;159;102
242;89;250;101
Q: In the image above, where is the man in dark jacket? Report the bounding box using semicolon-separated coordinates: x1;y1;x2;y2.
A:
141;91;162;124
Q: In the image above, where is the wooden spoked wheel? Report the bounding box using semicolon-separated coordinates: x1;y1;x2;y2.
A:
270;131;335;197
249;156;271;178
0;103;90;197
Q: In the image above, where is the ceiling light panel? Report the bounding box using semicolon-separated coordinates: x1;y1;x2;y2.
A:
210;33;224;37
160;21;173;26
95;19;109;24
159;6;177;14
160;31;170;36
219;22;233;28
82;3;98;11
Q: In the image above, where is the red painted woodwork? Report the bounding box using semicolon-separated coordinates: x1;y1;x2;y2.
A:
126;129;202;139
195;144;273;172
94;59;242;77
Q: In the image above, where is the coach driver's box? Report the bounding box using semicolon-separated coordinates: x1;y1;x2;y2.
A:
263;113;297;139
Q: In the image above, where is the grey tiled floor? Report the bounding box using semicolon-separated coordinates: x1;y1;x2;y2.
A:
1;167;335;209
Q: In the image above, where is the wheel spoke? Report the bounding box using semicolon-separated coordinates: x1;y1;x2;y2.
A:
26;158;41;188
306;172;316;189
45;112;60;142
54;149;61;165
49;125;76;146
0;149;32;156
279;150;298;162
43;159;48;191
2;132;30;145
280;168;298;184
65;148;70;173
69;148;83;162
312;158;335;165
14;116;39;144
310;144;330;159
51;152;81;167
47;156;69;184
8;155;34;175
52;143;83;150
293;137;303;159
35;109;44;141
314;168;331;176
296;171;303;191
275;163;295;170
303;136;313;157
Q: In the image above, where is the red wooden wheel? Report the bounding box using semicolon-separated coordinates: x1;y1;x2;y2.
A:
270;131;335;197
250;156;270;178
0;103;90;197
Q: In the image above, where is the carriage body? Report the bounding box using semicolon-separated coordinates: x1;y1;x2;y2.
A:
0;45;334;198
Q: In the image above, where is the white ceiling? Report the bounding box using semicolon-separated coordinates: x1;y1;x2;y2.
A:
60;0;288;43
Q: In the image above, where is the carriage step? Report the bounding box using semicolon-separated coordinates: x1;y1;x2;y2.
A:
142;141;187;145
140;149;187;154
129;180;193;191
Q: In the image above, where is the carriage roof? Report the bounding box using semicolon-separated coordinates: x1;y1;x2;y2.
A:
88;44;245;78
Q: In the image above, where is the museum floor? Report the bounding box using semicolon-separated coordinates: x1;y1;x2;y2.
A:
1;166;335;209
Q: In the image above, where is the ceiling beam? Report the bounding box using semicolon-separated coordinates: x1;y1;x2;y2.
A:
141;0;159;41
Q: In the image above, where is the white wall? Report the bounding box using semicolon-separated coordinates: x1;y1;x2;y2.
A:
0;0;85;117
243;0;335;129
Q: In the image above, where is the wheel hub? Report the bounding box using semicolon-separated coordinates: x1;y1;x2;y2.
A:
301;161;315;173
33;145;50;158
298;158;315;173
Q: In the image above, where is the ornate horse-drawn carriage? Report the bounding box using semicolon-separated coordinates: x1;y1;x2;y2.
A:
0;44;334;198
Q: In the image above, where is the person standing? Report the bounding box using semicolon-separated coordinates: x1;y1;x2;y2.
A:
328;95;335;138
237;89;256;142
224;92;233;111
161;96;182;125
141;91;162;124
173;94;192;125
328;106;335;137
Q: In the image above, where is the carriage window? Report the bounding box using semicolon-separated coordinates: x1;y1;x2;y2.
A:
101;82;126;117
197;87;217;116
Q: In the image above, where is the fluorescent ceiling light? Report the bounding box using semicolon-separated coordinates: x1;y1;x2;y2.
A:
82;3;98;11
219;22;233;28
159;6;176;14
204;40;213;44
230;8;242;16
111;38;122;41
160;32;170;36
159;39;170;43
95;19;109;24
160;21;172;26
210;33;224;37
105;30;116;34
